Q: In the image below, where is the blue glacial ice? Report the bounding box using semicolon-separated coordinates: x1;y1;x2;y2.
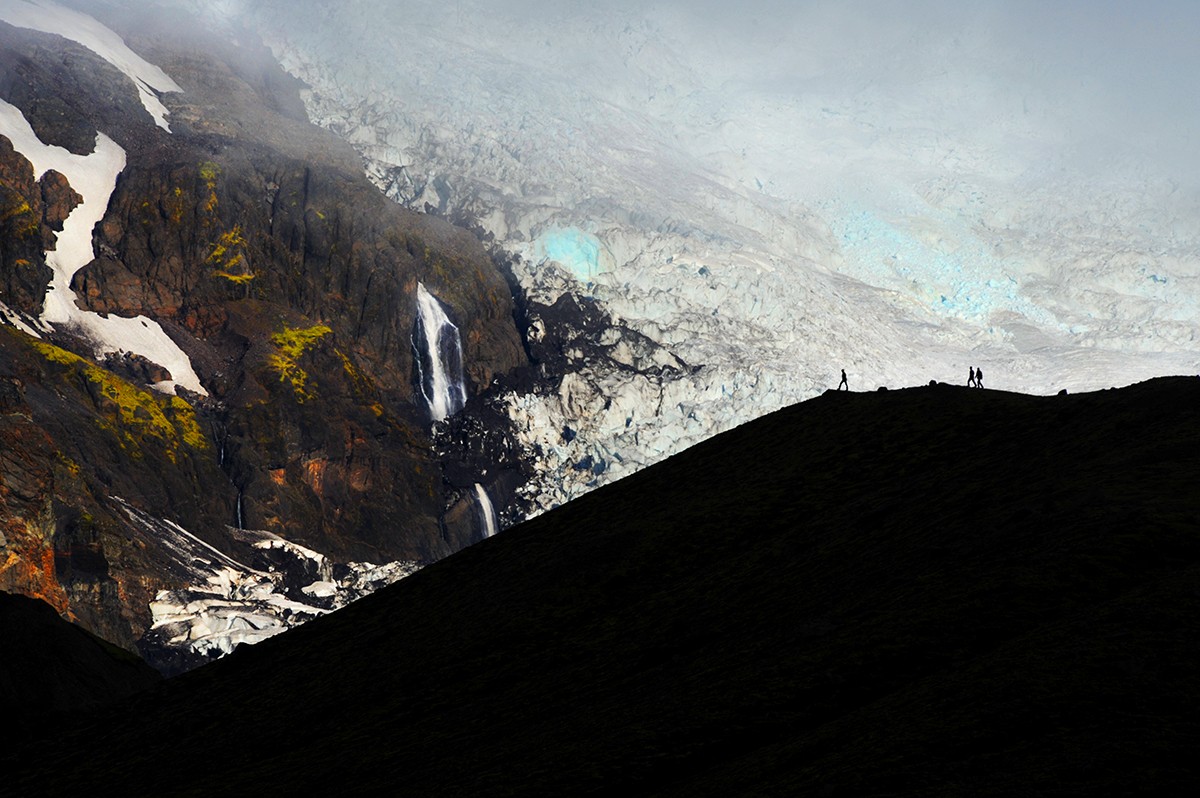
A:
534;227;606;282
829;202;1059;329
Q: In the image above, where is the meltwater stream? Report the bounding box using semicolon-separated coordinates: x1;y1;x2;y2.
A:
413;282;467;422
474;483;498;538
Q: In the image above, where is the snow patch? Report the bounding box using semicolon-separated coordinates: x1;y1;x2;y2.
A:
0;300;43;338
0;98;206;395
116;499;420;671
0;0;182;131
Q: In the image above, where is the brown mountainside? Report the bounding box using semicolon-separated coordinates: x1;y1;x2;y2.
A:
0;9;525;652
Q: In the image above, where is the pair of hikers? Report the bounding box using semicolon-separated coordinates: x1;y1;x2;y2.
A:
837;368;985;390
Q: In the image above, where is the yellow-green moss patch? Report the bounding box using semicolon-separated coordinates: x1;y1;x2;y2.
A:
28;340;209;462
0;197;38;237
268;324;332;402
208;226;254;284
0;198;33;221
336;349;378;397
199;161;220;216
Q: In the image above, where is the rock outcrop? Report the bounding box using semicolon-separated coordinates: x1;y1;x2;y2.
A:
0;136;54;320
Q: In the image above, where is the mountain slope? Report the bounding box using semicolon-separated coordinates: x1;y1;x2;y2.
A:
6;378;1199;795
1;3;526;666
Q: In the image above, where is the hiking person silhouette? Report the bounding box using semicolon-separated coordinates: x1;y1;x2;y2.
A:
975;367;984;388
968;367;976;387
838;369;848;391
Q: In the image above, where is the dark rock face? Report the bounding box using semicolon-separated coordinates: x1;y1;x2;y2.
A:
0;9;528;657
0;138;53;317
0;324;234;648
0;21;141;156
38;169;81;231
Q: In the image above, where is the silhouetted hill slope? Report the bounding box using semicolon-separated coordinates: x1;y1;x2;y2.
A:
5;379;1200;795
0;592;159;716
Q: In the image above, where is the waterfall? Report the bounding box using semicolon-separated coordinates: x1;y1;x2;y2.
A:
414;282;467;422
475;483;498;538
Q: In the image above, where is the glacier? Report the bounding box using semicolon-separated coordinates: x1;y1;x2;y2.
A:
200;0;1197;515
532;227;611;284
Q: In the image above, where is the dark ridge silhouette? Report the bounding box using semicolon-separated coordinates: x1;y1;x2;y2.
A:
5;378;1200;796
0;592;160;717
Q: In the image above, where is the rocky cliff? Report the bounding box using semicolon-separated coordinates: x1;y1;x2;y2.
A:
0;3;526;668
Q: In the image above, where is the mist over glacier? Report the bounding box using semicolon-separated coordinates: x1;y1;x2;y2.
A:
61;0;1200;508
1;0;1193;673
197;0;1199;374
